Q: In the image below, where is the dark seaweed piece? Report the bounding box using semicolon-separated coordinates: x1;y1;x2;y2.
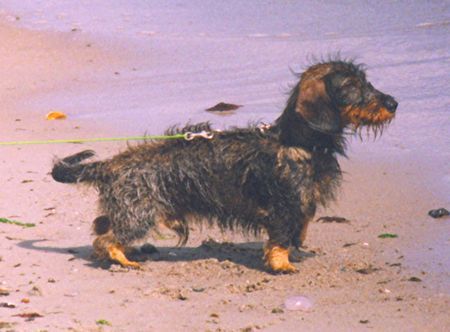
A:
206;102;241;112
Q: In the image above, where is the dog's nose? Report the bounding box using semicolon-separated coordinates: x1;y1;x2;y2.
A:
384;96;398;113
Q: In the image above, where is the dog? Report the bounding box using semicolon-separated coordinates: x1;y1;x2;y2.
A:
51;59;397;273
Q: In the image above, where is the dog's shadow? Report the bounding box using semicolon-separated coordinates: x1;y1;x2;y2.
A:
17;239;316;272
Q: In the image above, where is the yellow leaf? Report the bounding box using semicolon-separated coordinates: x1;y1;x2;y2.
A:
46;111;67;120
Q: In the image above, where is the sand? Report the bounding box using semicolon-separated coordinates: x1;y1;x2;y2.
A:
0;20;449;332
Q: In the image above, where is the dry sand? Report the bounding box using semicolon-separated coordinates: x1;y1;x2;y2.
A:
0;22;449;332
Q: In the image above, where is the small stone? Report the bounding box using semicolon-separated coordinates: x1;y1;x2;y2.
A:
192;287;205;293
0;288;10;296
0;322;13;329
355;265;379;275
28;286;43;296
0;302;16;308
408;277;422;282
428;208;449;218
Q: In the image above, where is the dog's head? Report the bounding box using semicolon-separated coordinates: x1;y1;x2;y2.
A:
295;61;397;134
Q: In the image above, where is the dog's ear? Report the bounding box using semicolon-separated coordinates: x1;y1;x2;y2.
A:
296;78;340;134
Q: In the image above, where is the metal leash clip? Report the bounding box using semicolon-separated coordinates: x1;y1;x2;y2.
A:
184;130;214;141
258;122;271;133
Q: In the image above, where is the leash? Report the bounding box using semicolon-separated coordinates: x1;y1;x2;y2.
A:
0;122;274;146
0;217;35;228
0;131;214;146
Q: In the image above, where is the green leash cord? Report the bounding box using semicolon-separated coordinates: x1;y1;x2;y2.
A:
0;131;215;146
0;132;217;228
0;134;187;146
0;217;35;228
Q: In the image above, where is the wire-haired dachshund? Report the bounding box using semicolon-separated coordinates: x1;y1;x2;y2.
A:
52;59;397;273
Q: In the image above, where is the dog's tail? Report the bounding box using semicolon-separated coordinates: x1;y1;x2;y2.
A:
52;150;104;184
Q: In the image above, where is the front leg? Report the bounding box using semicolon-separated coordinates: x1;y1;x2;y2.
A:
299;215;314;247
287;213;315;262
289;213;314;250
264;221;298;273
264;243;297;273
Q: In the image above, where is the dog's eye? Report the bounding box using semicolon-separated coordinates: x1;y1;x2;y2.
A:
342;80;355;88
346;86;360;96
343;86;362;104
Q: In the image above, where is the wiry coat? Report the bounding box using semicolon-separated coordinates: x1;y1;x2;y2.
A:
53;123;341;248
52;60;397;272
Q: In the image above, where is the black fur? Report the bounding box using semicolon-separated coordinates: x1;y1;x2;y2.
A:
51;150;96;183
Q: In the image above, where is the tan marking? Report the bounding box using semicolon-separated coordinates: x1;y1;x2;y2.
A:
374;107;395;122
277;147;311;177
343;103;394;127
281;146;311;161
92;232;114;260
256;208;270;218
93;232;141;269
264;244;297;273
107;244;141;269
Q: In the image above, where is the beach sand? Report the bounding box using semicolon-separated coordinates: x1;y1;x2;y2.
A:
0;19;449;332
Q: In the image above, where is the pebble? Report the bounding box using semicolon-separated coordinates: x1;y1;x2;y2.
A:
428;208;449;218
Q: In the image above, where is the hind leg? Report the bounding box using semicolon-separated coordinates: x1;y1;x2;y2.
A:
293;215;313;248
93;230;141;269
288;216;313;263
159;216;189;247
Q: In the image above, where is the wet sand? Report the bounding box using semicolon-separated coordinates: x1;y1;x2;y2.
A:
0;21;449;332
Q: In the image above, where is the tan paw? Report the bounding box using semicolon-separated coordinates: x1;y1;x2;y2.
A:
108;244;142;269
264;245;297;273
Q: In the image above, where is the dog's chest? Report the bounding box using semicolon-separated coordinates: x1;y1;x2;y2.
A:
310;152;342;204
276;147;341;207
